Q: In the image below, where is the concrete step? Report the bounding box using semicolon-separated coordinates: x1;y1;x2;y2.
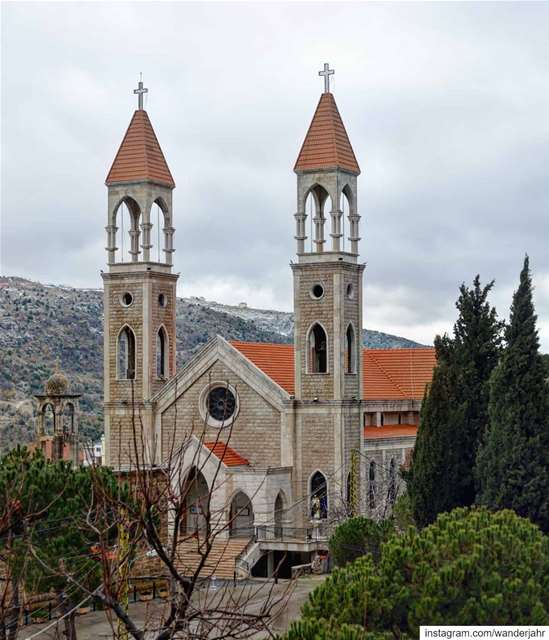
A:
175;536;251;580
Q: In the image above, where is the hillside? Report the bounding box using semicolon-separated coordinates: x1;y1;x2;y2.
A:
0;277;424;450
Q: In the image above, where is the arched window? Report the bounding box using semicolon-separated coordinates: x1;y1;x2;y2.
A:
308;323;327;373
388;458;396;506
117;326;136;380
368;461;376;510
345;323;355;374
310;471;328;519
156;327;167;379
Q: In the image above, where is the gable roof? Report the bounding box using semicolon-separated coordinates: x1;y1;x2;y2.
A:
230;341;435;401
203;441;249;467
294;92;360;175
106;110;175;188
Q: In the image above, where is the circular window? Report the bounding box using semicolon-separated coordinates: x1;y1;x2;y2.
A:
310;284;324;300
121;292;133;307
346;283;355;300
200;383;239;428
158;293;167;308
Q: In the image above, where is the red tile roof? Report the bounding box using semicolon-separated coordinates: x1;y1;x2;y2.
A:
231;341;295;394
106;110;175;188
204;441;249;467
230;342;435;401
294;92;360;175
364;424;418;440
363;348;436;400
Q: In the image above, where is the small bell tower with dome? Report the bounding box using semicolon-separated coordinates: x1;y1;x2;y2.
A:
34;362;81;464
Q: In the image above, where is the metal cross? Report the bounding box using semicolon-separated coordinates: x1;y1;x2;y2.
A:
319;63;334;93
134;75;148;110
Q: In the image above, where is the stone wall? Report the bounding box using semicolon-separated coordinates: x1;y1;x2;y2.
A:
160;360;282;468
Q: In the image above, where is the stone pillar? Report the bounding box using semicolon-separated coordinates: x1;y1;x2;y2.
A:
349;214;361;255
141;222;152;262
164;226;175;266
294;212;307;254
330;208;343;252
105;225;117;264
129;215;140;262
313;214;325;253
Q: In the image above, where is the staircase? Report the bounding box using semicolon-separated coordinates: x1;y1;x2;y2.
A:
175;537;251;580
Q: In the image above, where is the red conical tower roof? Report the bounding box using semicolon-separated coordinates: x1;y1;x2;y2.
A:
294;92;360;175
106;110;175;188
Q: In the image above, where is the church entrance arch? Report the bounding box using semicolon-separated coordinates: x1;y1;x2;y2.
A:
229;491;254;538
182;467;209;536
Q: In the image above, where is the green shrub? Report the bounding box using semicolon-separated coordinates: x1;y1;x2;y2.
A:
281;618;383;640
329;516;395;567
285;508;549;639
391;493;416;532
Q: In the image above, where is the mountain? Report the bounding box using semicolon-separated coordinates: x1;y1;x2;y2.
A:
0;277;425;451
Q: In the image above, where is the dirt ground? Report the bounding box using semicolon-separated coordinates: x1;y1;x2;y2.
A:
20;575;326;639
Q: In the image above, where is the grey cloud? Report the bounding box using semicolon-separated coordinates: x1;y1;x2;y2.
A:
2;2;549;348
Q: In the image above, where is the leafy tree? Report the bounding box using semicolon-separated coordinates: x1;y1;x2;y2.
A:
406;276;502;527
283;508;549;639
329;517;394;567
477;256;549;532
0;448;122;640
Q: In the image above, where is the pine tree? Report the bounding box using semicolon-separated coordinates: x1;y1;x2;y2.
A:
476;256;549;532
406;277;502;527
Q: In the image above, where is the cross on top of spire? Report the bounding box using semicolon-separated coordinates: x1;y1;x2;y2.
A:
133;74;148;110
319;63;334;93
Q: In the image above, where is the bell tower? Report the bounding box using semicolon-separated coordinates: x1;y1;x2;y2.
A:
292;64;364;403
102;79;178;467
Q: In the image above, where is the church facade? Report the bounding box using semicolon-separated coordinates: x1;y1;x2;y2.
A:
102;71;435;568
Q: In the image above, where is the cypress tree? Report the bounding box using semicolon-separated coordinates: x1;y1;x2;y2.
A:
476;256;549;532
406;277;502;527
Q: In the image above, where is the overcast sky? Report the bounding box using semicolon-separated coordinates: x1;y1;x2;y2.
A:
2;2;549;348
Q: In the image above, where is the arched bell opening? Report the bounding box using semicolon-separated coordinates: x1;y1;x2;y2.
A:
229;491;254;538
149;197;172;264
333;185;354;253
304;184;330;253
63;403;75;436
112;197;141;264
42;403;55;436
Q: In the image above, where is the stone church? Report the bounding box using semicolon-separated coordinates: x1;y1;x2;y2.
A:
101;69;435;571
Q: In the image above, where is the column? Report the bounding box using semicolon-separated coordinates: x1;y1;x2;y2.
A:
105;225;117;264
294;212;307;254
330;209;343;252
